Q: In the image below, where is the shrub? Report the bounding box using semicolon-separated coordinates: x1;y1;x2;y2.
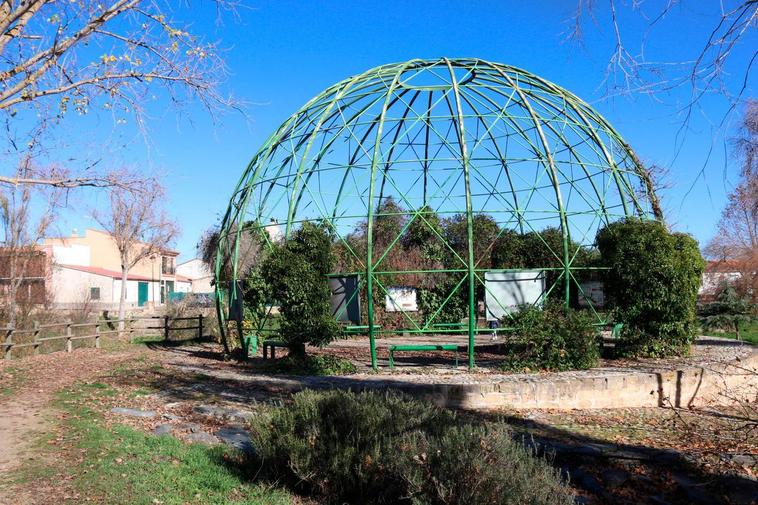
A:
250;390;456;502
249;390;573;505
500;303;600;372
403;423;573;505
418;277;468;325
254;354;357;376
402;205;446;263
596;218;705;357
699;283;757;340
261;222;340;355
242;271;270;330
443;213;500;269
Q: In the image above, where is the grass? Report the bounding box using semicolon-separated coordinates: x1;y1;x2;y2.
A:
18;382;293;505
0;365;23;396
702;321;758;345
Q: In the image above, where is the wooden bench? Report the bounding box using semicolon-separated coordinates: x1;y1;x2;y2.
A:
263;340;288;359
388;344;460;369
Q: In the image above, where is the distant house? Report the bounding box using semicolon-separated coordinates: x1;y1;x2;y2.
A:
0;247;50;305
699;260;742;301
43;229;186;309
176;258;213;293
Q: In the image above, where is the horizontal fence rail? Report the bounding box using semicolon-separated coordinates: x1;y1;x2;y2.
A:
2;314;206;360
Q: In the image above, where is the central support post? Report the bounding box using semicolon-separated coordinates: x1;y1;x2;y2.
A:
445;59;476;370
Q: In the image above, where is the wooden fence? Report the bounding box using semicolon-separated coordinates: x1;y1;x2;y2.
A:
131;315;205;342
2;314;206;361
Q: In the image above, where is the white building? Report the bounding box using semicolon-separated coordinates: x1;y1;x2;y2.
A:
44;229;189;309
176;258;213;293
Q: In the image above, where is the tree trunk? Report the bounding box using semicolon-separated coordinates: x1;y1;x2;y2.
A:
7;254;18;328
735;322;741;342
289;342;306;358
118;263;128;335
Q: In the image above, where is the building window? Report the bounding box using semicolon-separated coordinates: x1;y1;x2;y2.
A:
90;287;101;300
162;256;176;275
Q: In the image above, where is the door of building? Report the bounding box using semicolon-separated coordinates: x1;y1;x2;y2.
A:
138;282;148;307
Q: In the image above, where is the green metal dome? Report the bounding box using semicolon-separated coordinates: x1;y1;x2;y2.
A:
216;57;660;368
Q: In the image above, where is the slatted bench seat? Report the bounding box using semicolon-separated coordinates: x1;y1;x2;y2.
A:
388;344;460;369
343;325;381;335
263;340;288;359
431;322;466;331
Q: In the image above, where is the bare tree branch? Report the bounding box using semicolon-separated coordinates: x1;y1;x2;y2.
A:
92;175;179;329
0;0;240;188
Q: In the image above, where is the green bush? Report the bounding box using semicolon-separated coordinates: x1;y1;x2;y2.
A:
249;390;573;505
254;354;357;376
596;218;705;357
403;423;574;505
418;277;468;325
500;303;600;371
261;222;340;354
699;283;757;341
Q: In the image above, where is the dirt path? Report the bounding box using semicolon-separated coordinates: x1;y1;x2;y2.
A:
0;348;148;502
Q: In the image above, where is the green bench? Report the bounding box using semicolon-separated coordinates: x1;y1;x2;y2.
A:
388;344;460;369
263;340;288;359
611;323;623;338
431;322;466;331
242;335;258;357
343;325;381;335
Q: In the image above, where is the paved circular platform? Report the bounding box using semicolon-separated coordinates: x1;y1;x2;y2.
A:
168;337;758;410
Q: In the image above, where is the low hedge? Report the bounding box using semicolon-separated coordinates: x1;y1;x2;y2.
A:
249;390;574;505
500;303;601;372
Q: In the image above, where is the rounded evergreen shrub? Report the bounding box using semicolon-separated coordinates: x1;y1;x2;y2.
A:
260;221;340;354
596;218;705;357
249;390;574;505
500;303;601;372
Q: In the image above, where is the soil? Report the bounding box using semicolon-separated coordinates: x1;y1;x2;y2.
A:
1;339;756;505
0;348;151;504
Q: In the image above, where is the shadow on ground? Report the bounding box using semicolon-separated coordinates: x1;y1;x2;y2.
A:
108;342;758;505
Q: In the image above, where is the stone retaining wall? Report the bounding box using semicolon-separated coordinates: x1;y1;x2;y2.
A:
418;348;758;410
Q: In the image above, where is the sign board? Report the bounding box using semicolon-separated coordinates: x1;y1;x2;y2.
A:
329;275;361;324
578;281;605;308
485;270;545;321
385;286;418;312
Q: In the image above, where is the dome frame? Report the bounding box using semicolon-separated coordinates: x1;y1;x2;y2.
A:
215;57;661;370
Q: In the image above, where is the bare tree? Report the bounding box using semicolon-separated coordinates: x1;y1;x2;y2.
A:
568;1;756;145
93;178;178;329
705;101;758;299
568;2;756;101
0;0;238;188
198;224;264;284
0;155;64;326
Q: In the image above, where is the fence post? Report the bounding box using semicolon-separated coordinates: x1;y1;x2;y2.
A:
198;314;203;339
95;322;101;349
66;322;72;353
33;321;40;356
4;326;12;360
129;318;135;343
164;315;169;341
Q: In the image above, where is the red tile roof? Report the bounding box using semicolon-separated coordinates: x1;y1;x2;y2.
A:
59;264;154;282
705;260;743;273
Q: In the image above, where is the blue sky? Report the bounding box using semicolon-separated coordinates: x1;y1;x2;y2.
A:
56;0;756;260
